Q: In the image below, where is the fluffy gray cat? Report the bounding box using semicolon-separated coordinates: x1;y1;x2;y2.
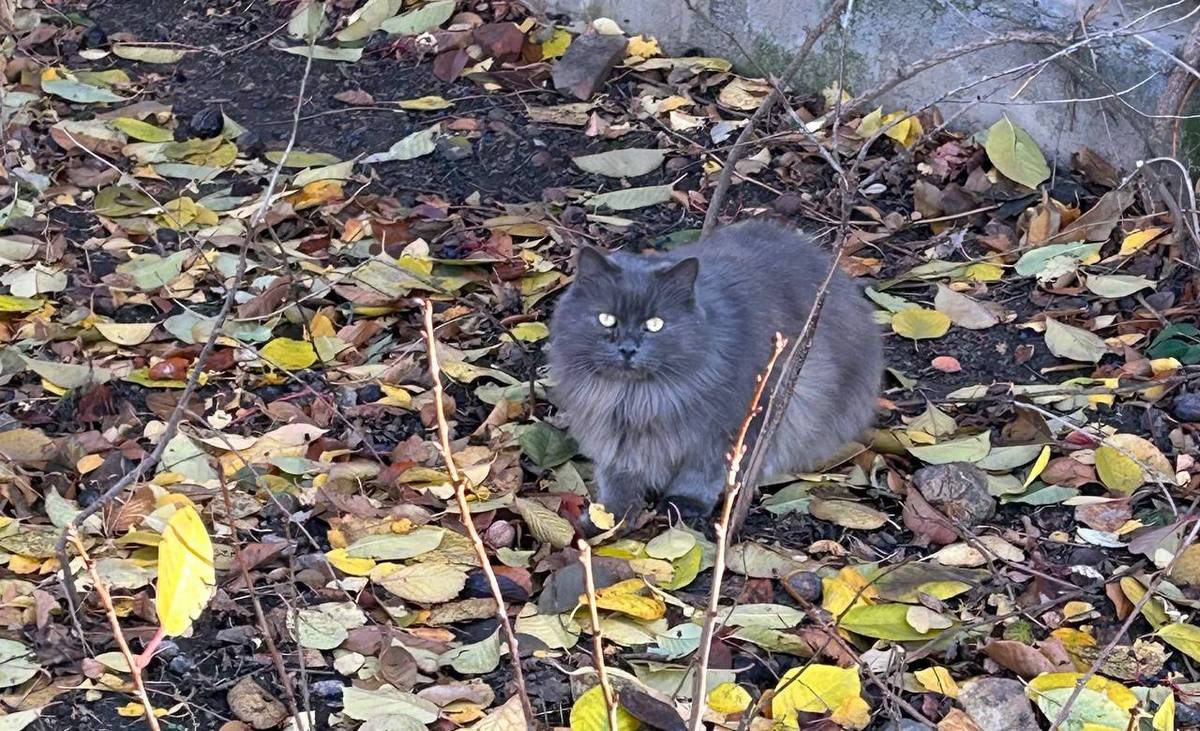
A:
547;220;882;520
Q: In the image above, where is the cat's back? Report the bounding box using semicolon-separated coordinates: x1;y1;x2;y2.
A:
673;220;836;293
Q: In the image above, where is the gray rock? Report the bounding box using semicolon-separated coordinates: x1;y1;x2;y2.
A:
551;32;628;100
912;462;995;525
958;677;1039;731
877;721;934;731
1173;392;1200;422
437;135;473;162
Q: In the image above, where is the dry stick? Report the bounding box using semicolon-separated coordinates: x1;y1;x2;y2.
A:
731;246;844;537
687;333;788;731
577;540;619;731
216;471;306;731
417;299;536;726
699;0;848;237
1049;497;1200;728
66;527;162;731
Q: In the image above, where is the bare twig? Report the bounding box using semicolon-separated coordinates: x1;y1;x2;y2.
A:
417;299;536;726
688;333;788;730
66;527;162;731
700;0;848;236
217;471;307;731
577;540;619;731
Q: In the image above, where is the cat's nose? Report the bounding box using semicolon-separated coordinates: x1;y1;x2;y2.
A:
618;343;638;361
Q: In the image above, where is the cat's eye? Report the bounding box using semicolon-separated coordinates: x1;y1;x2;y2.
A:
644;317;664;333
598;312;617;328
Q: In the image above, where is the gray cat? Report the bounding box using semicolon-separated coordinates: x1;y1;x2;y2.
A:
547;220;882;520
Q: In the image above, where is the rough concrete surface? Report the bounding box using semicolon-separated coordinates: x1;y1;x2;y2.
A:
529;0;1197;168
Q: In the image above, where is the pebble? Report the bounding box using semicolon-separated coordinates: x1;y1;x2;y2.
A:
912;462;995;524
1173;392;1200;422
784;571;822;603
311;680;345;700
437;135;473;162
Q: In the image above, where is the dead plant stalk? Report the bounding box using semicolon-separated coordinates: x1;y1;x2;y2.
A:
688;332;788;731
577;539;619;730
66;527;162;731
417;298;536;726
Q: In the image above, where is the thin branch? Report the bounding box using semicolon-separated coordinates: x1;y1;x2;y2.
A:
217;471;306;731
417;299;536;726
577;540;619;731
688;332;788;731
700;0;848;236
66;527;162;731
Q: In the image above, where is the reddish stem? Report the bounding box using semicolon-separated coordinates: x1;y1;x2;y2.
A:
136;626;166;671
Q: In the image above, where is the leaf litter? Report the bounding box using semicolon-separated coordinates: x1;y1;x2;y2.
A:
0;0;1198;730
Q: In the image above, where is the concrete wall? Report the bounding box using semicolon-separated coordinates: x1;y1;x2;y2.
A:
530;0;1196;168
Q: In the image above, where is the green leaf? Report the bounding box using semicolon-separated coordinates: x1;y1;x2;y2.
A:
342;685;439;723
1085;274;1155;299
839;603;950;641
278;45;364;62
519;422;578;469
907;431;991;464
0;639;39;688
345;527;444;560
440;630;502;674
42;76;126;104
380;0;456;35
1014;242;1102;278
985;115;1050;189
264;150;342;168
572;148;666;178
111;117;174;142
587;184;674;211
362;124;440;164
511;497;574;549
1158;623;1200;662
1044;318;1108;363
335;0;404;41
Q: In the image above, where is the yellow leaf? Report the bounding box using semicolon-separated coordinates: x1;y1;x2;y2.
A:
881;111;923;148
94;320;158;346
508;321;550;342
707;682;751;714
1158;623;1200;662
1149;357;1181;376
76;453;105;474
116;702;167;718
326;548;377;576
156;505;215;636
1024;445;1051;488
914;666;959;698
772;664;863;726
586;578;666;620
7;554;41;574
396;95;455;111
377;384;413;408
588;503;615;531
1153;694;1176;731
964;262;1005;282
260;338;318;371
1119;577;1170;629
891;308;951;340
1119;227;1164;256
856;107;883;138
1026;672;1135;731
821;566;876;618
626;34;661;58
157;197;198;229
1094;445;1142;495
111;117;173;142
288;180;343;210
569;685;641;731
540;28;572;59
308;312;337;338
830;695;871;729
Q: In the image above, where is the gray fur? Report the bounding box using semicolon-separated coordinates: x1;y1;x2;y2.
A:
547;220;882;519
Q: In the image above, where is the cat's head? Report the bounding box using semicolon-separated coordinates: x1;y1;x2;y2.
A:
550;246;707;380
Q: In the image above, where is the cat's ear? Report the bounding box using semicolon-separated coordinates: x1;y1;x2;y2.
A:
658;257;699;292
575;246;620;280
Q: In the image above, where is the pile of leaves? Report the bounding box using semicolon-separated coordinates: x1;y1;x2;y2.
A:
0;0;1198;729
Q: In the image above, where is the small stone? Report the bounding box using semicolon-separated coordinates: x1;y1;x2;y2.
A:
167;655;194;675
958;677;1038;731
1173;392;1200;422
551;32;629;100
772;192;805;215
236;130;264;157
311;680;345;700
784;571;822;603
436;135;473;161
80;25;108;49
484;520;515;548
187;107;225;139
155;228;179;248
334;387;357;409
912;462;995;524
356;384;383;403
530;150;553;167
878;722;933;731
228;676;288;730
